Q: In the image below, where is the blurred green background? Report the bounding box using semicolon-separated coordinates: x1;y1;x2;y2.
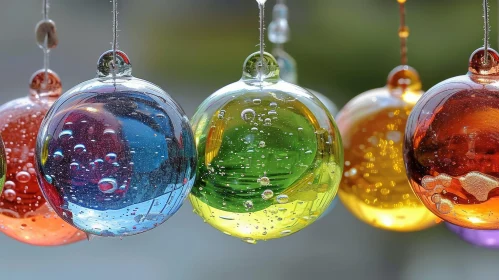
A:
0;1;499;280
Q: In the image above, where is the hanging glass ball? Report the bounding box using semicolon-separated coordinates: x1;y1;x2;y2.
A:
189;52;343;243
447;222;499;248
0;70;85;246
272;48;338;117
35;50;197;237
404;48;499;230
337;65;436;231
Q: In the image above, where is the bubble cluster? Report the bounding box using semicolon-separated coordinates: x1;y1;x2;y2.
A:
35;51;197;237
189;52;343;243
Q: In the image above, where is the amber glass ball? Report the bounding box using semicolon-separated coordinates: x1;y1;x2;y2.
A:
337;65;436;231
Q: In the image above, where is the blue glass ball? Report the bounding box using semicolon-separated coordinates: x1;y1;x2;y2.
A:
35;50;197;237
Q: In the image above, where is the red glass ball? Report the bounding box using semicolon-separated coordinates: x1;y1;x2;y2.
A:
0;70;85;246
405;48;499;229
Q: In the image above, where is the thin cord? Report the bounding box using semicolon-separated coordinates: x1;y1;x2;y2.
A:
43;42;49;89
259;2;265;69
112;0;118;76
484;0;490;65
42;0;50;88
398;0;408;65
43;0;48;20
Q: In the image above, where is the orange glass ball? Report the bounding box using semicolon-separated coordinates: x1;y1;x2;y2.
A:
0;70;85;245
337;65;436;231
405;48;499;229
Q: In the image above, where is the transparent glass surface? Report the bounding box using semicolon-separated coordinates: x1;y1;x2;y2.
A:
338;66;436;231
404;48;499;230
0;70;84;246
189;52;343;243
35;51;197;237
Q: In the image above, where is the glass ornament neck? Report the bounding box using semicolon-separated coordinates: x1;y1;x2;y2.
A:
97;49;133;79
29;69;62;100
242;52;280;85
468;47;499;76
386;65;422;103
268;2;290;45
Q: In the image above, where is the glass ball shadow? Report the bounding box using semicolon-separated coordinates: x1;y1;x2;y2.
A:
35;50;197;237
189;52;343;243
337;65;436;232
404;48;499;230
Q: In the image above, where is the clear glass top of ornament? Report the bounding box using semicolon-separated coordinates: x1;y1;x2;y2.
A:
242;52;280;85
468;48;499;83
193;51;335;129
337;65;423;131
97;50;133;79
386;65;423;103
58;49;185;119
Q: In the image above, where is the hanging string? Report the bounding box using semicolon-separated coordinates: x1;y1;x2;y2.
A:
398;0;408;65
484;0;490;65
43;0;48;20
257;0;267;73
112;0;119;76
42;0;50;88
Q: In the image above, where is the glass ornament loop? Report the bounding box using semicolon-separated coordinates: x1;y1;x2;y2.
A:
35;19;58;50
29;69;62;100
268;3;290;44
242;52;280;83
468;47;499;76
387;65;422;102
97;50;132;78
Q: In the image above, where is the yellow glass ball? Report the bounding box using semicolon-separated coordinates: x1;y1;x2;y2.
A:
189;52;343;243
336;66;436;231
